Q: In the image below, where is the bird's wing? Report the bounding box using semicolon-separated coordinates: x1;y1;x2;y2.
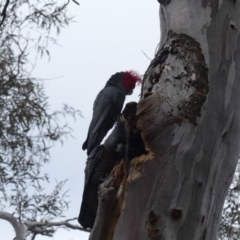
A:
84;88;121;154
90;88;117;135
82;88;117;151
84;145;104;186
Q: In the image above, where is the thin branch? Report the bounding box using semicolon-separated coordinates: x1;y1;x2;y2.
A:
31;233;37;240
72;0;80;5
65;217;78;222
62;0;70;9
62;0;80;9
0;0;10;27
28;228;55;235
25;219;90;233
141;49;152;61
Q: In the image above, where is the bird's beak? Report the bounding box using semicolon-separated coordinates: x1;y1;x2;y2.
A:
127;89;133;95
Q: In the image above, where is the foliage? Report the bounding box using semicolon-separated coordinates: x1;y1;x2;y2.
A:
0;0;81;238
218;159;240;240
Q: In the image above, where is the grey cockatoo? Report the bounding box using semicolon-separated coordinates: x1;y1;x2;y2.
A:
82;71;141;155
78;115;129;229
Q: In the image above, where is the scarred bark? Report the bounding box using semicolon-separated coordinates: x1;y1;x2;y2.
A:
112;1;240;240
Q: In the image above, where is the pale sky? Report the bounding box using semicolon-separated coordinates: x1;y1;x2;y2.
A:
1;1;159;239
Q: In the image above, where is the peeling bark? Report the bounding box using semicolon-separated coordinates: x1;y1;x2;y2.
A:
113;1;240;240
89;160;127;240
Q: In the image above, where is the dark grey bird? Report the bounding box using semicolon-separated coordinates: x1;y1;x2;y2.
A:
82;71;141;155
78;115;129;229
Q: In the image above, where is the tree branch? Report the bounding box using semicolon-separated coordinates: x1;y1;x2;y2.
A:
25;218;90;234
62;0;80;9
31;233;37;240
0;212;90;240
0;212;27;240
72;0;80;5
0;0;79;28
0;0;10;27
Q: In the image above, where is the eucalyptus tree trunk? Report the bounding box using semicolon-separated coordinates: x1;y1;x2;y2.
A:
112;1;240;240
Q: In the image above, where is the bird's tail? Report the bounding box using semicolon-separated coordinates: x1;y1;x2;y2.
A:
78;195;95;229
78;208;95;229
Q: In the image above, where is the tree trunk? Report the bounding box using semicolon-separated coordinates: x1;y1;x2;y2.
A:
113;1;240;239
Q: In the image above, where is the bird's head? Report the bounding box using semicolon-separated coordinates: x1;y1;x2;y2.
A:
121;71;142;95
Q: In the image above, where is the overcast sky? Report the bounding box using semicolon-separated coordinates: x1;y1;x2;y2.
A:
1;1;159;239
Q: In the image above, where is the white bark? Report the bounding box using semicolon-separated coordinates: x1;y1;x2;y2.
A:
113;1;240;239
159;0;212;65
0;212;27;240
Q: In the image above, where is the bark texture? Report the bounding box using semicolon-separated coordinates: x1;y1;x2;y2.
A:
113;1;240;240
89;160;127;240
